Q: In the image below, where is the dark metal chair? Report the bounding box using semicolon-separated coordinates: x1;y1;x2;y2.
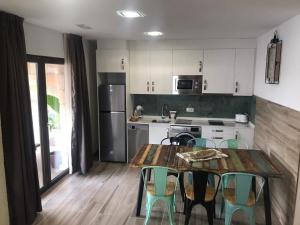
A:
184;171;221;225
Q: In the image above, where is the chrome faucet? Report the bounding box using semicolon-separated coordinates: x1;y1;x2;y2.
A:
161;104;168;119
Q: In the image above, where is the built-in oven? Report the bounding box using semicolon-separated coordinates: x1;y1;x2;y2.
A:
172;75;202;95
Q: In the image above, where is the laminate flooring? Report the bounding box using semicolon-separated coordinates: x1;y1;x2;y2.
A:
33;162;280;225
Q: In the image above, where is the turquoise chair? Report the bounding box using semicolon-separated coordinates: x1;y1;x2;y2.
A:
141;166;179;225
218;139;248;150
221;173;265;225
218;139;249;217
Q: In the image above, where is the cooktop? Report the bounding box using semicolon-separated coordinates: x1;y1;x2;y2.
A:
208;120;224;126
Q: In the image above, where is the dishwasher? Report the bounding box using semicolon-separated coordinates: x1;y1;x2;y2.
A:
127;123;149;162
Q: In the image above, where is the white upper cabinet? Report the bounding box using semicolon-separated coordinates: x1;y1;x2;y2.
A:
96;49;128;73
130;50;150;94
130;50;172;94
234;49;255;96
172;50;204;75
150;50;172;94
203;49;235;94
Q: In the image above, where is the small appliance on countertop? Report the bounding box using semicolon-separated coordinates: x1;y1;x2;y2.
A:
235;114;249;123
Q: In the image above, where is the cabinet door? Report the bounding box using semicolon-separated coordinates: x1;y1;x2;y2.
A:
96;50;127;73
203;49;235;94
150;50;172;94
149;123;170;144
130;50;151;94
173;50;204;75
234;127;254;149
234;49;255;96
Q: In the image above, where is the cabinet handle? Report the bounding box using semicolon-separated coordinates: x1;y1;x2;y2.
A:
121;58;125;71
152;81;155;85
204;80;208;91
147;81;150;92
235;131;238;139
213;130;224;132
199;61;203;72
147;86;150;92
235;81;238;93
152;86;154;92
212;137;223;140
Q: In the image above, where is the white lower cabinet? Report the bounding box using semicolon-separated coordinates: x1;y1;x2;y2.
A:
234;127;254;148
149;123;170;144
201;126;235;147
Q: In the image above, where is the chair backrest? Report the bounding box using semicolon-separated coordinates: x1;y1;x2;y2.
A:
187;171;220;203
142;166;179;196
218;139;248;149
187;138;216;148
221;173;265;206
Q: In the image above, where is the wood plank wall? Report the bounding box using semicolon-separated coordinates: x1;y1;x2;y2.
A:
254;97;300;225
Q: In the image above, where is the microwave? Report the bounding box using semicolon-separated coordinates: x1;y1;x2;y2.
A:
172;75;203;95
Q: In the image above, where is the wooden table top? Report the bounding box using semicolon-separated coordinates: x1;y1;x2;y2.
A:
130;144;281;178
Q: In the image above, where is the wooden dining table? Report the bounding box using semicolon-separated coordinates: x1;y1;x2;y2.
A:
130;144;281;225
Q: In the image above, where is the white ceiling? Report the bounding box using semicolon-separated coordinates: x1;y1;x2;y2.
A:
1;0;300;40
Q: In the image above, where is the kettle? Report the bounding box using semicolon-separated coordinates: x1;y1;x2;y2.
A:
235;114;249;123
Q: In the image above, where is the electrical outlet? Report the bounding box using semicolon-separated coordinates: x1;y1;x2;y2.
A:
186;107;194;113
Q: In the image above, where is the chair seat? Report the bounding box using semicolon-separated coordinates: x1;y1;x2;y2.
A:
146;182;176;196
223;188;256;207
185;185;216;202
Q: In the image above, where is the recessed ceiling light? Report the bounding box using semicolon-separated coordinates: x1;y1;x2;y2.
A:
144;31;164;37
76;24;92;30
116;10;145;18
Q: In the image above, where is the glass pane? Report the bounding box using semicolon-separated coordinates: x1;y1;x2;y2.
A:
45;63;69;180
27;62;44;188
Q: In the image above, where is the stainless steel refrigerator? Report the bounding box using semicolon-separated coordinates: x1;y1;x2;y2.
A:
98;84;126;162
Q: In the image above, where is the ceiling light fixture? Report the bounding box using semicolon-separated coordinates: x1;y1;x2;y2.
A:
76;24;92;30
144;31;163;37
117;10;145;18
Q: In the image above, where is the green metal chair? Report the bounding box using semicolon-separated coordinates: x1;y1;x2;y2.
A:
187;138;216;149
141;166;179;225
218;139;248;150
218;139;249;217
221;173;265;225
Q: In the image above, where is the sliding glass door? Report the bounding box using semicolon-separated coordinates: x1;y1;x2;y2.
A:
27;55;69;191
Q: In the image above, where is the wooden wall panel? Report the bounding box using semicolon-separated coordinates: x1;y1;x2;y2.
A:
254;97;300;225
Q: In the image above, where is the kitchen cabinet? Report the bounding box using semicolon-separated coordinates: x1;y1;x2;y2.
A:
130;50;172;94
234;49;255;96
203;49;235;94
150;50;172;94
172;50;204;75
96;50;128;73
130;50;150;94
201;126;235;147
234;126;254;148
149;123;170;144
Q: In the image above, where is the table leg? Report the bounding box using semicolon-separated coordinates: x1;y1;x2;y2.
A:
263;176;272;225
136;169;145;217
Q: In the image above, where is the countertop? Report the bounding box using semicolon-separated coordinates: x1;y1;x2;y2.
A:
128;115;254;128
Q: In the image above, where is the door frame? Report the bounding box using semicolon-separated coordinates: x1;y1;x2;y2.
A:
27;54;69;193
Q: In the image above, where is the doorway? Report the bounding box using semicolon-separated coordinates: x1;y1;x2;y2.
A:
27;55;69;192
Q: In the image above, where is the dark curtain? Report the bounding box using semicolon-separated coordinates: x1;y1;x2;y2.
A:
0;11;42;225
65;34;92;174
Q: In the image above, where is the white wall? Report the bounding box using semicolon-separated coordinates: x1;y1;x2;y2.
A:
0;120;9;225
254;14;300;112
24;22;64;58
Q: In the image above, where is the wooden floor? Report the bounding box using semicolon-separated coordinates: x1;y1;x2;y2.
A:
33;162;279;225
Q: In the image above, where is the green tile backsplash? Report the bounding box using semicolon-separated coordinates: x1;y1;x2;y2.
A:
132;94;256;123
